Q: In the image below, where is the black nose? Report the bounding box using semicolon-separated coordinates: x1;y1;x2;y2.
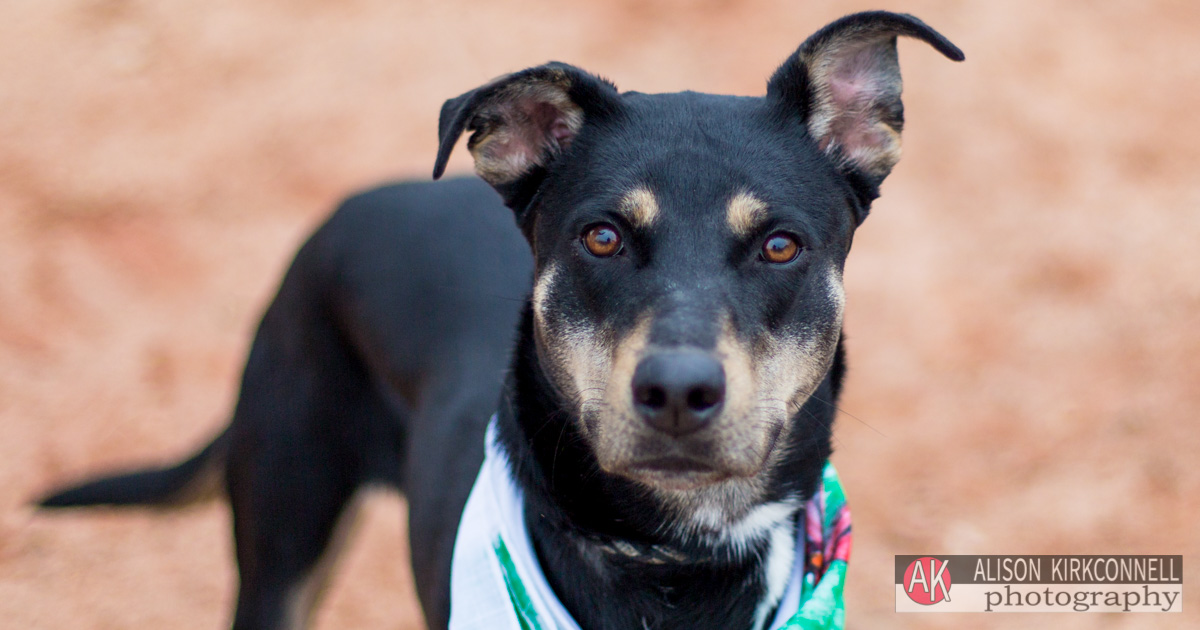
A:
631;350;726;436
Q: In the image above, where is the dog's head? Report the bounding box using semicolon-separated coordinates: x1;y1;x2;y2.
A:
435;12;961;523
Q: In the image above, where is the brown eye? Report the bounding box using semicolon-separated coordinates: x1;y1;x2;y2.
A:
582;224;622;257
761;232;801;264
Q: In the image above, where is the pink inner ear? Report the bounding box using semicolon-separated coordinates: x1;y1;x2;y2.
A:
829;46;889;108
819;46;894;156
549;119;574;144
482;99;578;175
526;101;577;149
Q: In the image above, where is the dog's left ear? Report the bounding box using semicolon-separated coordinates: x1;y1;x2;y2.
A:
768;11;963;212
433;62;621;211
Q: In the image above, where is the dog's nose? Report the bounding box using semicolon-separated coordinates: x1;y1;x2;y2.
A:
631;350;725;436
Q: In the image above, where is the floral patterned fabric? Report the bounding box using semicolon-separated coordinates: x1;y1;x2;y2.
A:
779;462;852;630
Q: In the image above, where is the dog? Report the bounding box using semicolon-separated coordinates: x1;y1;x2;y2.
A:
39;11;962;630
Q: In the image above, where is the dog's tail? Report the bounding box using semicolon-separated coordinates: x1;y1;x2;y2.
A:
38;429;230;509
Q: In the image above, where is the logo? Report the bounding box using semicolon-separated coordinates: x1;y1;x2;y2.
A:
903;557;953;605
895;555;1182;613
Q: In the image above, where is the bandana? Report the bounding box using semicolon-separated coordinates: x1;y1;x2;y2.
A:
448;419;852;630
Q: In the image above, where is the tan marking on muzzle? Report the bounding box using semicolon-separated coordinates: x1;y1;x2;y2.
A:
715;319;759;431
825;266;847;326
531;262;559;325
618;187;660;230
596;316;652;425
725;191;769;238
753;269;845;415
714;311;832;439
532;263;617;428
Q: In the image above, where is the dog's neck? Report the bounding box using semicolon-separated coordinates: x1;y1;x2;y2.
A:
494;308;842;630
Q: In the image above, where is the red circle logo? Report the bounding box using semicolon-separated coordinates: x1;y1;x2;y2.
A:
903;557;953;605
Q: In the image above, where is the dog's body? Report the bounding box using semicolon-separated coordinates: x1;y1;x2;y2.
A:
40;12;961;630
45;177;531;628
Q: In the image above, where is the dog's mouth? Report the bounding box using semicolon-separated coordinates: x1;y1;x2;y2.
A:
638;456;711;474
596;413;788;492
625;457;729;491
618;445;777;491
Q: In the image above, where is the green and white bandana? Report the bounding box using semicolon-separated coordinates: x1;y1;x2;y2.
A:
448;420;852;630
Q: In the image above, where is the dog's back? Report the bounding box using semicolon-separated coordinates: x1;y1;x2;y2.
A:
41;176;532;628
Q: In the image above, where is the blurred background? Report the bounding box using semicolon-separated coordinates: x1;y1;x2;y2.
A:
1;1;1197;628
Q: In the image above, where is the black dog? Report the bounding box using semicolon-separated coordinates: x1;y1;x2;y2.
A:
40;12;961;630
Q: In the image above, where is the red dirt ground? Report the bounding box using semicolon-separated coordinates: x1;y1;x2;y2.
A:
2;1;1197;628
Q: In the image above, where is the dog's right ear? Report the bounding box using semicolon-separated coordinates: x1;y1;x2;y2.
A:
433;63;621;210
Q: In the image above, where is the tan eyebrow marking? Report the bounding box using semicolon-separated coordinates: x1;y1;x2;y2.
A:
726;190;769;237
618;187;660;229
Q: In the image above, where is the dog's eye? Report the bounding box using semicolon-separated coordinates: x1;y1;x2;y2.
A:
761;232;801;264
582;224;622;257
